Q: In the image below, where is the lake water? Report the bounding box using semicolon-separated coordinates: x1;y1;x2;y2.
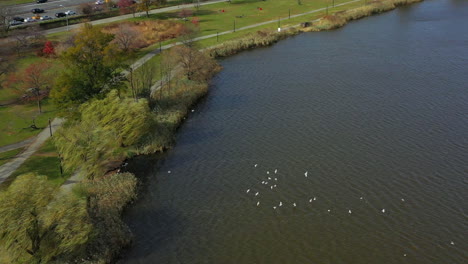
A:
120;1;468;263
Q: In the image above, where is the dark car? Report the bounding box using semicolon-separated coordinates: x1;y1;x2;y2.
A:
31;8;45;13
55;12;66;18
37;0;47;3
13;16;24;22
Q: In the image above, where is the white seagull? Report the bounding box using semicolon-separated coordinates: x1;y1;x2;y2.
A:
348;210;352;214
304;171;308;177
255;192;259;196
273;206;277;210
268;177;271;180
293;203;297;207
279;202;282;207
381;209;386;213
256;201;260;206
274;178;278;181
274;169;278;174
267;171;270;174
309;199;313;203
254;164;258;168
313;197;316;201
246;189;250;193
168;170;171;174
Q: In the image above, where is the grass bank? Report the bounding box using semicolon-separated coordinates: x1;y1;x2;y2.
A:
304;0;423;31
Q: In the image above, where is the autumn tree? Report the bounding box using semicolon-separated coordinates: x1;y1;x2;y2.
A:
118;0;137;16
0;174;55;263
42;41;55;57
6;61;52;113
80;3;94;16
138;0;166;18
113;24;139;52
51;23;125;109
178;9;193;20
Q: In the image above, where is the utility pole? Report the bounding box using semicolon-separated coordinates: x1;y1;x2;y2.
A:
234;19;236;32
289;9;291;19
217;31;219;42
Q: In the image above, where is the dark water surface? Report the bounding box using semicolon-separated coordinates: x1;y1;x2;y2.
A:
121;1;468;263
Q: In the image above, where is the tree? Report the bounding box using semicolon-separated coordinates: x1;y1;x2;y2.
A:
138;0;152;18
54;90;152;179
0;56;14;88
178;9;193;20
118;0;137;16
113;24;139;52
50;23;124;109
138;0;166;18
170;45;219;82
42;41;55;57
6;61;52;113
80;3;94;16
0;174;55;263
0;6;12;37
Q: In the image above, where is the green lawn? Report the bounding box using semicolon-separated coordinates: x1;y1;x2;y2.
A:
5;138;70;188
0;99;58;147
0;148;23;166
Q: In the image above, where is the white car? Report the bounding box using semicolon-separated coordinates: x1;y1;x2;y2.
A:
64;10;76;15
95;0;104;4
24;17;37;23
40;15;53;20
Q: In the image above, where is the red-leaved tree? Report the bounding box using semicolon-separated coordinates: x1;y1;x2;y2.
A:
42;41;55;57
118;0;136;16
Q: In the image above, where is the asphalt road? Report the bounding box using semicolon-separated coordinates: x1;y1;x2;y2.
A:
7;0;93;17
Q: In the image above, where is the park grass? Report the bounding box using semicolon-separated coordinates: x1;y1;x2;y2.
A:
0;148;23;166
0;99;58;146
6;138;70;187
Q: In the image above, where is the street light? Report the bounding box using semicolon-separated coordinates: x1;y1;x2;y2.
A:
59;5;69;31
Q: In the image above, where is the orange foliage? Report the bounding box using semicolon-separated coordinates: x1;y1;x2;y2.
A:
104;21;186;50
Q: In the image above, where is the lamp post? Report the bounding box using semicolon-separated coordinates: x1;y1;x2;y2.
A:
59;5;69;31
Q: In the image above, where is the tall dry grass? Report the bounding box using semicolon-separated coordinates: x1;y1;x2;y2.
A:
303;0;423;32
206;29;299;58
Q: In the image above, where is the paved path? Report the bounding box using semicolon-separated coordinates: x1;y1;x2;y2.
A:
0;118;64;183
0;138;34;154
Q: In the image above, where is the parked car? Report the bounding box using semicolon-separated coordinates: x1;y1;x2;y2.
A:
55;12;66;18
64;10;76;15
95;0;104;5
36;0;47;3
31;8;44;14
13;16;24;22
40;15;53;20
24;17;38;23
9;20;23;26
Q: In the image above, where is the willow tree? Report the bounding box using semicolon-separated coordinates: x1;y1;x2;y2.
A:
54;90;152;179
51;23;125;110
0;174;54;263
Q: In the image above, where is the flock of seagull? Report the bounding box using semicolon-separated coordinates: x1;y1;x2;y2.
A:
244;164;458;249
246;164;392;214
